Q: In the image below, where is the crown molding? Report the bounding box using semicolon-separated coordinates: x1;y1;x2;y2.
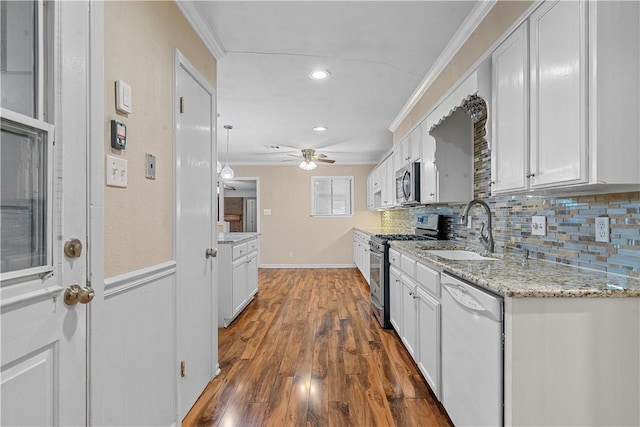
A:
174;0;226;60
388;0;497;132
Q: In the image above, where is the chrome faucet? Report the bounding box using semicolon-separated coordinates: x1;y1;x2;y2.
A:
461;199;495;253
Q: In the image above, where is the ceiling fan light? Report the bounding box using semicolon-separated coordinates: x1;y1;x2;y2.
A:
309;70;330;80
220;164;235;179
299;160;317;171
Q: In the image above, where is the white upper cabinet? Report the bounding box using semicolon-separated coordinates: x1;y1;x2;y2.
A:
491;22;529;194
529;0;587;189
394;126;422;174
491;0;640;195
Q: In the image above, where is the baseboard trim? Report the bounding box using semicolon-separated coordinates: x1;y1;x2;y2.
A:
259;264;356;269
104;260;176;298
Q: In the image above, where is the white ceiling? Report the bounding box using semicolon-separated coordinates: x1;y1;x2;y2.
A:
191;1;478;165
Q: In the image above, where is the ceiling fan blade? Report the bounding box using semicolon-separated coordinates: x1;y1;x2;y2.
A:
314;153;328;159
285;153;301;158
281;158;299;162
316;158;335;164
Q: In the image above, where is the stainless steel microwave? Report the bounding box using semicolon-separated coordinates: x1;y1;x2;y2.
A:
395;162;421;206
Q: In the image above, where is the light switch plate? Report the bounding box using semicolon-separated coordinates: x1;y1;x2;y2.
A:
263;209;272;215
532;215;546;236
116;80;132;114
595;217;610;242
106;155;127;187
145;153;156;180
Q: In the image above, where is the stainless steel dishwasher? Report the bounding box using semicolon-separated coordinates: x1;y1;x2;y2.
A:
441;272;504;427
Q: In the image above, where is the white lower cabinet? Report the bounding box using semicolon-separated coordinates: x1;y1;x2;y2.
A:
352;230;371;284
391;248;442;400
415;286;441;399
219;237;259;327
400;275;418;359
389;266;402;332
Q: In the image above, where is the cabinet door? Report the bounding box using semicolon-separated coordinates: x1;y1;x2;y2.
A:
361;242;370;284
401;276;418;360
421;129;437;203
389;266;403;332
232;257;248;315
530;0;587;188
416;287;441;400
247;252;258;298
491;22;529;194
408;126;422;162
381;157;394;208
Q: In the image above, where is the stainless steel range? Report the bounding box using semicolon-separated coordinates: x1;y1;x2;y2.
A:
369;214;446;328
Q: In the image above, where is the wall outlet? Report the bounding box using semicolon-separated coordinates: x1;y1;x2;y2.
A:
531;215;546;236
288;251;294;258
595;217;610;243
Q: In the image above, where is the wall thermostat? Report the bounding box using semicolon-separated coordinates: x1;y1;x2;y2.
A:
111;120;126;150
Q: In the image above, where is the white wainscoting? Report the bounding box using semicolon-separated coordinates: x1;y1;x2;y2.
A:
102;261;177;426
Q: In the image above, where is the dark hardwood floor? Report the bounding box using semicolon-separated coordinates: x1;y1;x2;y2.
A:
183;268;452;427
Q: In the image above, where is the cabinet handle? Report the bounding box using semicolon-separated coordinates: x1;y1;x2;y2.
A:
525;172;535;178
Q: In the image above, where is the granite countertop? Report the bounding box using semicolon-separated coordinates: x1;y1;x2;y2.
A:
390;240;640;298
217;232;260;244
353;227;412;236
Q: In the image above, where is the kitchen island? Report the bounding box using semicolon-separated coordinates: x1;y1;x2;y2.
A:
388;239;640;427
218;232;260;327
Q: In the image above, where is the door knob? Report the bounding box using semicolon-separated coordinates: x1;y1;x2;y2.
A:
205;248;217;258
64;284;94;305
64;238;83;258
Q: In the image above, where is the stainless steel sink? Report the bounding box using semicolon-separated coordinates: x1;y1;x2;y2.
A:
424;250;495;261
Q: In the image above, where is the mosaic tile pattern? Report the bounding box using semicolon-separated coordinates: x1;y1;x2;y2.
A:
384;109;640;277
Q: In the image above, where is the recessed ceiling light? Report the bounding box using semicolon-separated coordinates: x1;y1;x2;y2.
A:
309;70;330;80
313;126;328;132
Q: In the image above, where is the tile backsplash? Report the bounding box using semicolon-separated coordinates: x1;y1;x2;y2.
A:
383;110;640;277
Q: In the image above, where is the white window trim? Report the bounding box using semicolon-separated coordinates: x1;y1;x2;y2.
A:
310;176;355;218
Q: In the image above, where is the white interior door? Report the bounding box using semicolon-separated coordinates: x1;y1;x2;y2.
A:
1;1;92;425
175;51;218;419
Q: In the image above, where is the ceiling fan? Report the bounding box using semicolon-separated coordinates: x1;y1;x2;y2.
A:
286;148;335;170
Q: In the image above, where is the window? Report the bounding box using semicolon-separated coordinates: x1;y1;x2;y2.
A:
311;176;354;217
1;0;54;277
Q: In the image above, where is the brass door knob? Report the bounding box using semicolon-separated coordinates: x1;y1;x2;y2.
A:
77;286;95;304
64;284;94;305
64;238;83;258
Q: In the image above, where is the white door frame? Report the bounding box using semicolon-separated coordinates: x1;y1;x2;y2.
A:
224;176;261;230
87;0;105;424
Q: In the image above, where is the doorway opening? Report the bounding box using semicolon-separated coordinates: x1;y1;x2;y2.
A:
218;177;260;233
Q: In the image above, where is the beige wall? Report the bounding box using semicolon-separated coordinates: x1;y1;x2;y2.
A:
394;0;534;143
104;1;216;277
230;164;381;266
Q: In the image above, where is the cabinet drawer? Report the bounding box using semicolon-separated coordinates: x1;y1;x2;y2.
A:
400;254;416;279
247;239;259;253
416;261;440;299
389;249;402;269
232;243;248;260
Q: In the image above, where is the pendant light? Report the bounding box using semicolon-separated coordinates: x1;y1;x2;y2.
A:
220;125;235;179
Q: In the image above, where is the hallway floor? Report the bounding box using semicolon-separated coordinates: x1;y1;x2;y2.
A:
183;268;452;426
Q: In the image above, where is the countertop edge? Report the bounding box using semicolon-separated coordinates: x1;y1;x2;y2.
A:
217;232;261;244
